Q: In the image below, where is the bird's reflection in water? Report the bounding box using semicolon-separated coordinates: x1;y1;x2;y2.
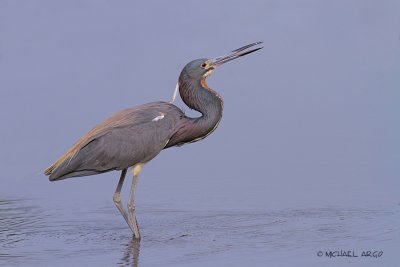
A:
118;238;140;267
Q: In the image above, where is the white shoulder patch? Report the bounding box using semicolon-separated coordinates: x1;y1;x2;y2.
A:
152;112;165;122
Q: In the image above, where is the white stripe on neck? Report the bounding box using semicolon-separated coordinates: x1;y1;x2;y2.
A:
169;82;179;103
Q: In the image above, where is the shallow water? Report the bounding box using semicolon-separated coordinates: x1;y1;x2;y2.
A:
1;197;399;267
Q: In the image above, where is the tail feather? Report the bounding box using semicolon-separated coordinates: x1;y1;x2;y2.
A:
48;169;113;181
45;150;115;181
44;165;54;176
44;139;95;181
44;156;75;181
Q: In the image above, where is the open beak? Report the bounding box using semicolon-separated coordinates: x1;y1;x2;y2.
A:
210;42;263;67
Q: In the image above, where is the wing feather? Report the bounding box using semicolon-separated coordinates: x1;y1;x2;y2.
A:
44;102;181;179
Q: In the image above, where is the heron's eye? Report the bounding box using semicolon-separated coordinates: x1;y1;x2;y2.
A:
201;63;207;68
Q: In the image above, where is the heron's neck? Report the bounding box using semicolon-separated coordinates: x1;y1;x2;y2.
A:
167;75;224;147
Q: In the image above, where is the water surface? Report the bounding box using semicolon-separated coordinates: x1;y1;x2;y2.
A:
1;198;399;266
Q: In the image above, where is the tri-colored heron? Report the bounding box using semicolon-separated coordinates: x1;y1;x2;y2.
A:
44;42;263;239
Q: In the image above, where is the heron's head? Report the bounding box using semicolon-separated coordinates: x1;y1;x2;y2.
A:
180;42;263;82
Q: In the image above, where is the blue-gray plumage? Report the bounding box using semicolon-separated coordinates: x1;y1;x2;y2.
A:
44;42;263;239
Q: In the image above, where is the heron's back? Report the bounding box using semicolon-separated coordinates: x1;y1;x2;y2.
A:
45;102;184;181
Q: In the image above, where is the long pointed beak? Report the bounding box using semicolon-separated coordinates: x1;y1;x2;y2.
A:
210;42;263;67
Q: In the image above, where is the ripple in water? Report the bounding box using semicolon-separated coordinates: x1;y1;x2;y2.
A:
0;198;399;266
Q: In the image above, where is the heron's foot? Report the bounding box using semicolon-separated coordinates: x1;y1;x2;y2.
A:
131;218;141;240
113;169;140;239
126;204;140;239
